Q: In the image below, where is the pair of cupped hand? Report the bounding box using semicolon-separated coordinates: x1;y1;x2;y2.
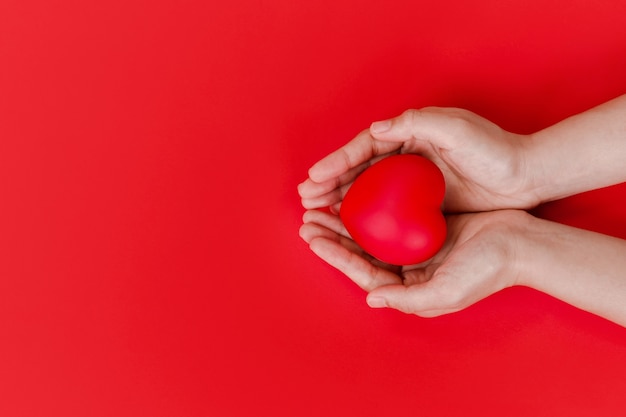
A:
298;107;541;317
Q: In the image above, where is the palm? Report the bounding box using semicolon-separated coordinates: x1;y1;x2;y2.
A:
300;209;519;316
298;210;475;287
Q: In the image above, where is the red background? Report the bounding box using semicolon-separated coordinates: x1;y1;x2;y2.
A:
2;0;626;415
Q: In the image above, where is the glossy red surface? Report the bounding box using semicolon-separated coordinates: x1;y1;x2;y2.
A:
340;154;446;265
2;0;626;416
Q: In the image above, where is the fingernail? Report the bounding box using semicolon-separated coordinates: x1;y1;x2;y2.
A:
370;120;391;134
298;224;309;242
367;296;387;308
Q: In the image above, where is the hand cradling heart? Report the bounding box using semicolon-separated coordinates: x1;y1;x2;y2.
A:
340;154;446;265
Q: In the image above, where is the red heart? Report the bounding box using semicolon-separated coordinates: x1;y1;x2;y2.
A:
340;154;446;265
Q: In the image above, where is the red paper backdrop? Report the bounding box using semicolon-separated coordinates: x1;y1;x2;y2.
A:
2;0;626;416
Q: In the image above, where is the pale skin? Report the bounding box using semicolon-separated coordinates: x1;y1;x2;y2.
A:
298;94;626;327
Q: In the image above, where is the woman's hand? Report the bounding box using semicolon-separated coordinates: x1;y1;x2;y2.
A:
299;209;528;317
299;95;626;326
298;107;538;214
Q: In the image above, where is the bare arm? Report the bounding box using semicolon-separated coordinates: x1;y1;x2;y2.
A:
518;214;626;326
299;94;626;326
526;94;626;204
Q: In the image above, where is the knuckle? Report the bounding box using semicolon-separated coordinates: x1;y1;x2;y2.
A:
447;113;475;135
401;108;422;125
339;147;353;170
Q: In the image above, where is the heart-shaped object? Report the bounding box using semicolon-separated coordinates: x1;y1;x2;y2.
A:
340;154;446;265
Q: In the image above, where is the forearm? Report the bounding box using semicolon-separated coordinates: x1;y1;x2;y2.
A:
526;94;626;204
518;214;626;326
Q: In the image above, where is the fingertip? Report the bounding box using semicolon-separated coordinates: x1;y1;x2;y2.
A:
307;162;327;184
308;236;328;256
369;109;433;144
300;197;316;210
306;167;318;183
300;222;331;245
298;222;311;242
298;178;320;199
370;120;391;134
366;295;387;308
368;285;413;313
301;209;314;224
296;179;307;196
369;117;406;142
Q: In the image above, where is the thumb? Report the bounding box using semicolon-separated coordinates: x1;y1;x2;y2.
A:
366;282;458;318
369;108;459;150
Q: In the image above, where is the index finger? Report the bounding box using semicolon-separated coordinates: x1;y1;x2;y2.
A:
309;236;402;292
308;129;402;183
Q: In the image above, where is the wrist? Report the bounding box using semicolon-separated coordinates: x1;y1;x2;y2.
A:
471;209;536;288
495;210;538;288
517;133;550;208
512;212;562;289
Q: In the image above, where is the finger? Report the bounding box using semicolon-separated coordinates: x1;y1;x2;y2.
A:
299;219;362;251
309;237;401;292
307;129;401;183
366;283;458;317
303;210;400;274
370;108;464;151
299;222;335;244
298;161;370;199
302;210;350;238
301;182;351;210
400;267;433;286
301;218;400;274
301;148;398;209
